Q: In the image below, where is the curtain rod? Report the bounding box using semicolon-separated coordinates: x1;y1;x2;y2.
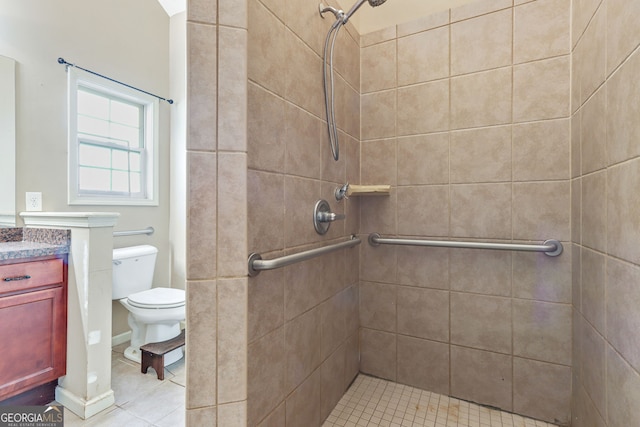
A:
57;57;174;105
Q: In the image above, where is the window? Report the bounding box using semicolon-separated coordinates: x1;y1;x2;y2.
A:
68;68;159;206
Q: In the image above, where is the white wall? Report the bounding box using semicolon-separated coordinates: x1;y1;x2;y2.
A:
0;0;177;335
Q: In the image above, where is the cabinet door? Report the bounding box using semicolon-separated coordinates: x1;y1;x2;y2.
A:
0;286;66;400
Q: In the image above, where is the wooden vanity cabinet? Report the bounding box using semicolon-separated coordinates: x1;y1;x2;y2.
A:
0;256;67;404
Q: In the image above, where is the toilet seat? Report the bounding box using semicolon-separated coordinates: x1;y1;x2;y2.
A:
127;288;185;309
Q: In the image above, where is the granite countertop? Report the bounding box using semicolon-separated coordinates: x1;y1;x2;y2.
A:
0;228;71;261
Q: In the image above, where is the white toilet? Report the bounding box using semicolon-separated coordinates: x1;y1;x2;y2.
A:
112;245;185;366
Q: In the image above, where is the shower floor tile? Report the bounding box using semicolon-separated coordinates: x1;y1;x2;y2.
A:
323;375;559;427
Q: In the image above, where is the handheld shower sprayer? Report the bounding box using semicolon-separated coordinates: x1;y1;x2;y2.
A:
319;0;388;161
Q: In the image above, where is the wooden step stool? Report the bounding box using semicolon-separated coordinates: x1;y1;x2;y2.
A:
140;329;186;380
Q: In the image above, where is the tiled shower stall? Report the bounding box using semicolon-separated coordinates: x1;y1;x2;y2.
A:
184;0;640;425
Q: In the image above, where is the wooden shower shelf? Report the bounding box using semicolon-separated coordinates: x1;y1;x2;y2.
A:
346;184;391;197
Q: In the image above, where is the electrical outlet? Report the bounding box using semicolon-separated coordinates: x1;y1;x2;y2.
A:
25;192;42;211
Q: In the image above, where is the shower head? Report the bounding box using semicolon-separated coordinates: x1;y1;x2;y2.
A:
319;0;388;23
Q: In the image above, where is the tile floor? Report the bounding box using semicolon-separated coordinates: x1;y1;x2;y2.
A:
61;342;186;427
323;375;559;427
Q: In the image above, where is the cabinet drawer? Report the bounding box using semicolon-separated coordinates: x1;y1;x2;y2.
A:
0;259;64;294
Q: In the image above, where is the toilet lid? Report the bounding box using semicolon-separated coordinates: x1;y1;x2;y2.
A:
127;288;185;309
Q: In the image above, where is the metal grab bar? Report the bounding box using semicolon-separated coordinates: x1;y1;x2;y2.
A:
113;226;155;237
248;235;361;277
368;233;563;257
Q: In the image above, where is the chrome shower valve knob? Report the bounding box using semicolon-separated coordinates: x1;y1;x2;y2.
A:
313;199;345;234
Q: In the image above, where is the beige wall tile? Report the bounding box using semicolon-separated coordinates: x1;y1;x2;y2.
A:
450;126;512;183
361;40;396;93
397;246;449;290
335;76;361;139
397;80;449;135
186;280;217;409
360;25;396;47
334;29;361;91
513;119;570;182
572;42;581;114
581;86;607;174
187;406;217;426
217;278;247;404
360;328;397;381
571;244;581;313
450;248;511;297
513;299;572;365
514;56;570;122
217;401;247;427
256;403;285;427
285;29;323;119
397;186;450;237
581;170;606;252
397;10;449;37
284;253;325;320
187;22;217;152
361;139;396;185
398;26;449;86
361;90;396;140
321;132;347;184
451;10;512;76
247;170;284;254
359;193;397;236
285;370;321;427
573;384;606;427
320;291;348;359
397;133;449;185
513;358;571;424
569;178;584;245
571;114;581;179
187;152;217;279
607;258;640;373
259;0;286;20
514;0;570;64
284;0;326;56
580;248;605;334
344;333;359;388
451;68;512;129
606;345;640;427
607;159;640;264
580;318;606;416
397;336;450;395
450;346;513;412
571;0;601;48
397;286;449;342
285;308;321;393
248;266;284;343
247;327;285;426
365;239;398;289
285;103;322;179
218;27;247;152
189;0;217;24
606;0;640;74
217;153;247;277
579;5;606;104
451;183;512;239
247;82;285;172
248;0;285;96
450;0;512;22
512;181;570;241
451;292;511;353
284;176;321;247
607;49;640;165
320;345;346;421
513;249;572;303
359;281;396;332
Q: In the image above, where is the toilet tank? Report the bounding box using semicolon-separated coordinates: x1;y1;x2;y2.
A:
112;245;158;300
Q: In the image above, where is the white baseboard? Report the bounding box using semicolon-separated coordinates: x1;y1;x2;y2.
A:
55;386;115;419
111;331;131;347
